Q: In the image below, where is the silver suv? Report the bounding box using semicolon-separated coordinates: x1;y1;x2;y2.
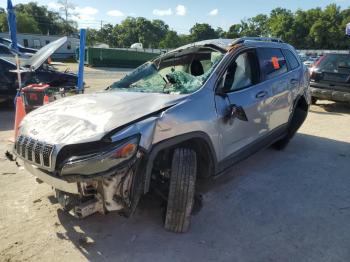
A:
14;38;310;233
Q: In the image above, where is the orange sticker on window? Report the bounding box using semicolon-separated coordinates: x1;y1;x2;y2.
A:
271;56;280;69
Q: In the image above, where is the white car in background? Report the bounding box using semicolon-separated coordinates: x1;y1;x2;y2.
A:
303;57;319;68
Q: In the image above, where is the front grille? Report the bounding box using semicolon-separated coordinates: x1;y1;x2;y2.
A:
15;135;54;169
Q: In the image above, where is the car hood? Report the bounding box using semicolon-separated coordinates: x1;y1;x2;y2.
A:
22;37;67;70
19;91;186;145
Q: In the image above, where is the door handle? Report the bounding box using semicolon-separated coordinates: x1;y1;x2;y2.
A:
255;90;267;99
290;79;298;85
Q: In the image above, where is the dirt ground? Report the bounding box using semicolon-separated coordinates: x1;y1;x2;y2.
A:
1;64;350;262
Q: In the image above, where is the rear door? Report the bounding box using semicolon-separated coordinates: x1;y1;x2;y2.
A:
257;48;293;130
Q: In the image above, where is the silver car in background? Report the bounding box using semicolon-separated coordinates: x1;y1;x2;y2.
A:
14;37;310;233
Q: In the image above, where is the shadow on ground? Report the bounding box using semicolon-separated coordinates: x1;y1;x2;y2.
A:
310;101;350;115
56;133;350;262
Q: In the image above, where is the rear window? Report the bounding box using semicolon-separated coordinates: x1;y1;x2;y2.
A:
258;48;287;80
316;54;350;72
283;49;300;70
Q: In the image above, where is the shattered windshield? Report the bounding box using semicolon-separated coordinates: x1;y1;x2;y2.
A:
110;47;224;94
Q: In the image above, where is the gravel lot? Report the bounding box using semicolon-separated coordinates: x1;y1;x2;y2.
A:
1;64;350;262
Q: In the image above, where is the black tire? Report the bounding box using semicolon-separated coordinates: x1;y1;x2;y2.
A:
164;148;197;233
311;97;317;105
273;107;307;150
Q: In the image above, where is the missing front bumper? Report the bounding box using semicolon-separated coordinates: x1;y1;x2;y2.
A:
24;162;79;194
24;156;143;218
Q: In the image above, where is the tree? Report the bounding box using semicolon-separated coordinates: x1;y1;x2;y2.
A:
159;30;182;48
0;10;40;33
240;14;269;37
97;23;114;46
190;23;218;41
226;24;242;38
113;17;142;47
86;28;98;46
152;19;169;41
15;12;41;33
0;2;77;35
215;27;226;38
269;8;294;42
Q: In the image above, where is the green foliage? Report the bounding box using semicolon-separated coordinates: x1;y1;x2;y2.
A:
226;24;241;39
240;14;269;37
0;2;349;49
159;30;182;48
0;2;76;35
189;23;218;41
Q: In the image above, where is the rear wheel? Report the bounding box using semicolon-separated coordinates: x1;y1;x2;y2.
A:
273;106;307;150
164;148;197;233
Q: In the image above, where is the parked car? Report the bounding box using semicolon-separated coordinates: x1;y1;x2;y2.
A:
14;37;310;233
298;53;308;62
0;37;77;105
0;43;34;60
0;37;37;54
303;57;319;68
310;53;350;104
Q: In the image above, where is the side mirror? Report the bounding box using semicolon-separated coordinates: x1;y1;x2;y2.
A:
224;104;248;122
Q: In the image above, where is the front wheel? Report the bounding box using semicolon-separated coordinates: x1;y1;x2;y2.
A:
164;148;197;233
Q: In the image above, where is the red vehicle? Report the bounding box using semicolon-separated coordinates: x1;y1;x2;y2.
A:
22;84;52;113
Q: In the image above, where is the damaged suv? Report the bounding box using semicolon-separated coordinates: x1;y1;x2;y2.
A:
14;38;310;233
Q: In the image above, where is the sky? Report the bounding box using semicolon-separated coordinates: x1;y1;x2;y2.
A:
1;0;350;33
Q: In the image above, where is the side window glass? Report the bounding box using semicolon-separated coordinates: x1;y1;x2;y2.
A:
258;48;287;80
223;52;253;92
283;49;300;70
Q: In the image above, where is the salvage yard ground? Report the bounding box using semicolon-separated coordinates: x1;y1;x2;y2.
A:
1;64;350;262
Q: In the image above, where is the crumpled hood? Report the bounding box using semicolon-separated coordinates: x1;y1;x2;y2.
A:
19;91;186;145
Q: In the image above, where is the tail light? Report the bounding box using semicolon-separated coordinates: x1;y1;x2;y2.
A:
310;55;326;78
314;55;326;67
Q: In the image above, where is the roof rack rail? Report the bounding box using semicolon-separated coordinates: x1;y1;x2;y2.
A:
233;37;284;45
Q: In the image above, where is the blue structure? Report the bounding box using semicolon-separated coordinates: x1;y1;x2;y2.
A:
7;0;18;53
77;28;86;93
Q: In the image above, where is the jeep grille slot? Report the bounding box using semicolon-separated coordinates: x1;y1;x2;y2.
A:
27;140;35;161
15;135;54;169
43;144;53;167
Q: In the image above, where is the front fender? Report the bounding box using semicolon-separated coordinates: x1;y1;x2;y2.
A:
143;131;218;193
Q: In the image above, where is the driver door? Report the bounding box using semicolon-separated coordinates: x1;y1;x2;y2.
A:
214;48;272;172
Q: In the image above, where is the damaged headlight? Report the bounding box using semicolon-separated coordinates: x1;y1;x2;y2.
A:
61;136;139;176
